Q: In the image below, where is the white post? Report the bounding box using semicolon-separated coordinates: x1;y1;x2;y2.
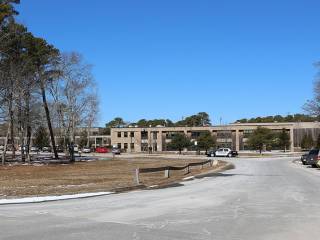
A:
135;169;140;185
164;169;170;178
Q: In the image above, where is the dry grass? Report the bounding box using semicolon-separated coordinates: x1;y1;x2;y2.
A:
0;158;224;198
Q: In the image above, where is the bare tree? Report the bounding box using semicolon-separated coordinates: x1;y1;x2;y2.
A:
49;52;98;157
304;65;320;118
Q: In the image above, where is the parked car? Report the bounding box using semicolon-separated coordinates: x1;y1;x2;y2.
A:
301;153;308;165
5;144;15;151
214;148;237;157
95;146;108;153
73;144;79;153
30;146;39;152
112;148;121;155
18;145;28;151
304;149;320;167
55;145;64;153
82;147;91;153
42;146;52;152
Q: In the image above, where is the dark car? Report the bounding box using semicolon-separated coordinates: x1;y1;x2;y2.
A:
56;145;64;153
112;148;121;155
305;149;320;167
301;153;308;165
230;150;238;157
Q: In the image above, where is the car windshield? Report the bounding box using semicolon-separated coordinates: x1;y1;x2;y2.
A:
309;149;319;155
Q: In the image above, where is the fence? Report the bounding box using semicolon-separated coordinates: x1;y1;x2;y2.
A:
134;159;219;185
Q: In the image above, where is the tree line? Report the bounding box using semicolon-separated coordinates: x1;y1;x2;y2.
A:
236;114;318;124
104;112;211;133
0;1;99;163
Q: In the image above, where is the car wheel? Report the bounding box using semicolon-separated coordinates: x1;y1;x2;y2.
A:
228;153;232;157
312;164;318;168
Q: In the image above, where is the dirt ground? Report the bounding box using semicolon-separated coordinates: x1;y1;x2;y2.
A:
0;158;226;198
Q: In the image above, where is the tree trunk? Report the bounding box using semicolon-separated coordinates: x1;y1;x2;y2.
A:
18;98;25;162
40;81;58;159
2;122;11;165
86;125;91;147
25;93;31;162
9;95;15;160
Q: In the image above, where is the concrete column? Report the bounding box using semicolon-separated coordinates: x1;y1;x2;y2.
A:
94;137;97;148
235;130;240;152
290;128;294;152
135;131;142;152
148;130;152;149
156;131;163;152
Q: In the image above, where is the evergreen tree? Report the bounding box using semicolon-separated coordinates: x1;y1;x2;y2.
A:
167;133;191;154
247;127;274;154
197;131;216;154
33;126;50;149
278;128;291;152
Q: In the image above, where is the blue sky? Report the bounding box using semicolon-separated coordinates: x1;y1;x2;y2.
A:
17;0;320;126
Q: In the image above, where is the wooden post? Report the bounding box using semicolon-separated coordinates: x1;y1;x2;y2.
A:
164;169;170;178
212;160;218;167
135;168;140;185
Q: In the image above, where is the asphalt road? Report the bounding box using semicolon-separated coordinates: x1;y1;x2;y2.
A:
1;157;320;240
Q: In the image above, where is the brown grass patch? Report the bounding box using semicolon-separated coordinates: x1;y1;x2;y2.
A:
0;158;225;198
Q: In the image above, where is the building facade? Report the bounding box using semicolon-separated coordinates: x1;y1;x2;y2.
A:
111;122;320;152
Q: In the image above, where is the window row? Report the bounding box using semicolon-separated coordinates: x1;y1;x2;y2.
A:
117;132;135;138
117;143;135;150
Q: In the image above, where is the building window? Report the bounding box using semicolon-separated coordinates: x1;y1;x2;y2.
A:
217;131;232;138
124;132;128;137
141;131;148;140
117;132;121;138
124;143;128;149
130;143;134;150
152;132;158;139
117;143;121;149
130;132;134;137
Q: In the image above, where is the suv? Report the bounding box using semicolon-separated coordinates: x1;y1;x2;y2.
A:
215;148;238;157
305;149;320;167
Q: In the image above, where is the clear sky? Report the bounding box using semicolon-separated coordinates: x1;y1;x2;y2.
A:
16;0;320;126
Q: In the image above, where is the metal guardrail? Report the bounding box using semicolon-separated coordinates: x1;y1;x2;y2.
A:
134;160;218;184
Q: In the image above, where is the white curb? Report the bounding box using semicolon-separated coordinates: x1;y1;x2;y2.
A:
0;192;114;205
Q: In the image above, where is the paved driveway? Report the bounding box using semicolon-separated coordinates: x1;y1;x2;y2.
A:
1;157;320;240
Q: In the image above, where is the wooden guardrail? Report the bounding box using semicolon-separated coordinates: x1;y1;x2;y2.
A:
134;160;219;185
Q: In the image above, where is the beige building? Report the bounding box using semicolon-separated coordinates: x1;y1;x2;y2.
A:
111;122;320;152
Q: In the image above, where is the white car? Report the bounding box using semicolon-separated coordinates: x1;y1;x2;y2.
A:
30;146;39;152
215;148;233;157
73;144;79;153
82;147;91;153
